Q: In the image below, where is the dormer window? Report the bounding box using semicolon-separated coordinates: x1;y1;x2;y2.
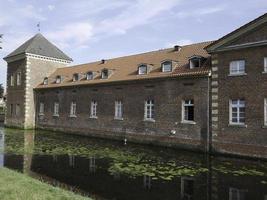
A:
138;64;147;75
73;73;79;82
162;61;172;72
189;56;203;69
43;77;48;85
55;75;61;84
101;69;109;79
86;71;94;80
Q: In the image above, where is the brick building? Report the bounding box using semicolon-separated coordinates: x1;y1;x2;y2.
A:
3;13;267;158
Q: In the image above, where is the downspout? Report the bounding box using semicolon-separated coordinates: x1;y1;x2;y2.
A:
207;71;212;153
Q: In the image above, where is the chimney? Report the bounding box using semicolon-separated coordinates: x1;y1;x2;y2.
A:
174;45;181;52
101;59;106;64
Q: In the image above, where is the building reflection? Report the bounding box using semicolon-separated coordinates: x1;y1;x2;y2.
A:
1;129;267;200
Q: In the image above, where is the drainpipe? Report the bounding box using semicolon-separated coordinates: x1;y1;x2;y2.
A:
207;71;212;153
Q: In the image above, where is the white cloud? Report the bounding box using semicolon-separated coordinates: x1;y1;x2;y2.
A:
165;39;193;47
177;5;225;18
48;5;55;11
46;22;93;49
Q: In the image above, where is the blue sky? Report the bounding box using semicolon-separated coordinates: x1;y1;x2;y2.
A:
0;0;267;88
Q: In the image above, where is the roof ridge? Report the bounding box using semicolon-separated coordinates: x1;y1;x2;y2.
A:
60;40;214;70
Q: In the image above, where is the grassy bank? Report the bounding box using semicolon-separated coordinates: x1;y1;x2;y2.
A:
0;168;92;200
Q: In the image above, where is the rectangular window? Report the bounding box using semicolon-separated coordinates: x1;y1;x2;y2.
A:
10;74;14;86
10;104;13;116
39;102;44;115
181;177;194;200
264;99;267;126
70;101;77;117
182;100;194;122
264;57;267;72
15;104;20;116
90;100;97;118
16;72;21;86
114;100;123;119
53;102;59;116
144;99;155;121
230;99;245;124
230;60;245;75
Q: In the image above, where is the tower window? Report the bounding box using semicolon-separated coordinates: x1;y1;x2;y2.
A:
138;64;147;75
16;72;21;86
10;74;14;86
162;61;172;72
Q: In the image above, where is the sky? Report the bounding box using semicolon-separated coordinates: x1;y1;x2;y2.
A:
0;0;267;89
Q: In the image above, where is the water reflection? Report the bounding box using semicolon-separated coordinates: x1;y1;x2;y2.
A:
1;127;267;200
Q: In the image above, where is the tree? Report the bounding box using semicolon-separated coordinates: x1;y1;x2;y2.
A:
0;84;4;98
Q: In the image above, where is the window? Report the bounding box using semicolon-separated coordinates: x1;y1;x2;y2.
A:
10;104;13;116
230;60;245;75
86;72;94;80
162;61;172;72
230;99;245;125
101;69;109;79
43;77;48;85
229;188;246;200
16;72;21;86
264;99;267;126
70;101;77;117
73;74;79;82
138;65;147;75
115;100;123;119
39;102;44;115
90;100;97;118
189;57;201;69
144;99;155;121
182;100;194;122
264;57;267;72
53;102;59;116
10;74;14;86
55;76;61;84
15;104;20;116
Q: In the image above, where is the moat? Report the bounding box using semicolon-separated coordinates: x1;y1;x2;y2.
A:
0;127;266;200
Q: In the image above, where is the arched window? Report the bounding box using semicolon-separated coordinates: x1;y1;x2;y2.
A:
138;64;147;75
86;71;94;80
161;61;172;72
73;73;79;82
43;77;48;85
55;75;61;84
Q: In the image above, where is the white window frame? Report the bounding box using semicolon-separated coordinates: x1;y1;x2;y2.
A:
90;100;97;118
144;99;155;121
43;77;48;85
229;99;245;125
138;65;147;75
86;72;94;80
73;74;79;82
10;74;14;86
55;76;61;84
162;61;172;72
189;58;201;69
70;101;77;117
15;104;20;116
264;98;267;126
53;102;59;117
182;99;195;124
264;57;267;73
16;72;21;86
101;70;109;79
114;100;123;120
229;60;246;75
39;102;44;116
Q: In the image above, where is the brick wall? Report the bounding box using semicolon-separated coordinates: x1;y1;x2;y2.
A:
36;77;209;150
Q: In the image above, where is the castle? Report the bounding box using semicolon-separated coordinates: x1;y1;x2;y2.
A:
4;13;267;159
